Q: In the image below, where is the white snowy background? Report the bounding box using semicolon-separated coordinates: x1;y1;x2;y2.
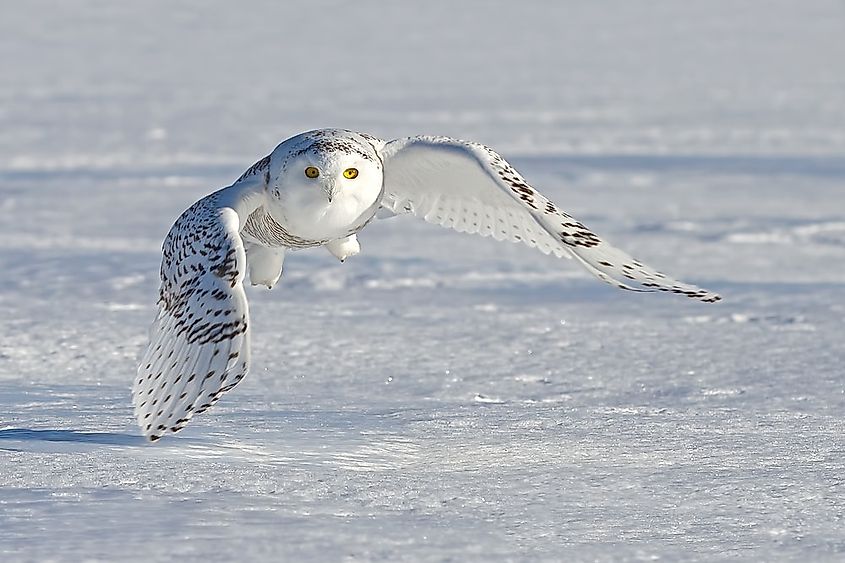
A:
1;1;844;560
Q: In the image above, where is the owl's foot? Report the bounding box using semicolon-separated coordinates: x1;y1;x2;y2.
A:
245;243;285;289
325;235;361;262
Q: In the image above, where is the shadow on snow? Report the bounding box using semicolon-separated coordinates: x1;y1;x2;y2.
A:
0;428;144;446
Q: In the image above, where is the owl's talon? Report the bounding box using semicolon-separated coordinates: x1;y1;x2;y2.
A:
326;235;360;262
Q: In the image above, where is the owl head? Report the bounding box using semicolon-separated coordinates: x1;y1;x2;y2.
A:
265;129;383;213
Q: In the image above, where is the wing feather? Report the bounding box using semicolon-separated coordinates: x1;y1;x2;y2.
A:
379;136;720;302
133;195;252;441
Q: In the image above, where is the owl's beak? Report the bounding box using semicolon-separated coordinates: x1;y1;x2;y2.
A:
323;182;338;203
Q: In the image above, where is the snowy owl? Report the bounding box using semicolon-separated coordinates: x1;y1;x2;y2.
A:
133;129;720;441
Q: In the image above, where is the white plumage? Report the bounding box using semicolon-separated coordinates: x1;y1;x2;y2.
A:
133;129;720;441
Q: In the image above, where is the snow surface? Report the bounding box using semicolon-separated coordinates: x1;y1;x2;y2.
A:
1;1;844;560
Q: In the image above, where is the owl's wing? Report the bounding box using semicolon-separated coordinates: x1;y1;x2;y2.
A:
133;194;251;441
379;136;720;302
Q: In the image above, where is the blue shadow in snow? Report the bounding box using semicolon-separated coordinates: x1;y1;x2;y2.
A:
0;428;145;446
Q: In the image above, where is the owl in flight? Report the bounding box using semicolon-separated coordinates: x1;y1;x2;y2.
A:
133;129;720;441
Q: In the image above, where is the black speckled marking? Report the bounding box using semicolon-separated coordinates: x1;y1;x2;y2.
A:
236;154;271;182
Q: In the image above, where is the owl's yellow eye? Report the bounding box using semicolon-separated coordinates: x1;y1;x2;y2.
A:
343;168;359;179
304;166;320;179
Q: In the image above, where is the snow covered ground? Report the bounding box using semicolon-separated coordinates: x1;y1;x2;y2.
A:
1;1;844;560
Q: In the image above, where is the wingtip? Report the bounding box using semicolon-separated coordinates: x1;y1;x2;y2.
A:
681;288;722;303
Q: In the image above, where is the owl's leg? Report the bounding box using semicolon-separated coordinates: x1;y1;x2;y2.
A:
325;235;360;262
245;242;286;289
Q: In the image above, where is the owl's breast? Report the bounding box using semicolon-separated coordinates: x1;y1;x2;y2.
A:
241;206;329;249
241;199;378;249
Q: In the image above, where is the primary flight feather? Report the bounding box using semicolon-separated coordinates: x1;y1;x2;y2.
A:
133;129;720;441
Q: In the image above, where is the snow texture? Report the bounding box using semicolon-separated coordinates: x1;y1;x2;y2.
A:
1;1;844;561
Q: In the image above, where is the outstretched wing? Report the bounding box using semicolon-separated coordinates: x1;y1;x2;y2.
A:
133;195;251;441
379;136;720;302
